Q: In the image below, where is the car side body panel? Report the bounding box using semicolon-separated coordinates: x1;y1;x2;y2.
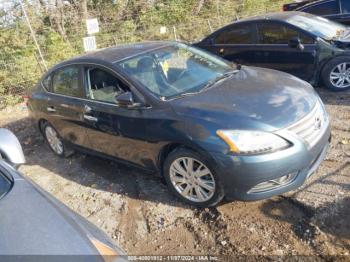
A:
0;160;125;257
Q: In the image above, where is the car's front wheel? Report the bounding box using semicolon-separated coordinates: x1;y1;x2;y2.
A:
163;148;224;207
322;57;350;91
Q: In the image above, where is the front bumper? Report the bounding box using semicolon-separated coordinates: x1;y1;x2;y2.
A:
210;124;331;201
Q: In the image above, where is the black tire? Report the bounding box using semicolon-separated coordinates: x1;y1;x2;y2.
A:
321;56;350;91
42;122;74;158
163;148;225;207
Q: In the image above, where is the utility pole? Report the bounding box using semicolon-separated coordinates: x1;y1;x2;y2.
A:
20;1;48;71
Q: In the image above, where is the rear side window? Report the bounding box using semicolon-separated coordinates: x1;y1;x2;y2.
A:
52;66;82;97
300;0;339;15
258;23;314;44
42;75;52;90
215;24;253;44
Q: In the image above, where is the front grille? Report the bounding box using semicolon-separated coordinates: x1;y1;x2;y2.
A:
287;100;328;148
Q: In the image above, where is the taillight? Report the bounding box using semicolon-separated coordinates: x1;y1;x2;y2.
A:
282;5;288;11
22;95;30;106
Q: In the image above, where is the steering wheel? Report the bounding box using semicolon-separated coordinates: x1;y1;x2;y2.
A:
175;68;193;82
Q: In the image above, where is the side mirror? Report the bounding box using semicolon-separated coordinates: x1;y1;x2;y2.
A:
115;92;142;109
288;37;304;51
0;128;26;169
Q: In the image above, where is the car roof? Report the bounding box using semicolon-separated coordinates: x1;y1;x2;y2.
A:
62;41;173;65
238;11;314;23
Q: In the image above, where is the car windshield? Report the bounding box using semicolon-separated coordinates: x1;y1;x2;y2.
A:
286;14;347;40
116;43;236;99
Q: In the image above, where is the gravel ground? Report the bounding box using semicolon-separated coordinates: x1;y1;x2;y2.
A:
0;87;349;259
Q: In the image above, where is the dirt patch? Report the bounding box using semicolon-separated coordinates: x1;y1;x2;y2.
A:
1;87;349;258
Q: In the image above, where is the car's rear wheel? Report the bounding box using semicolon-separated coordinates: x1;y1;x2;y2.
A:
322;57;350;91
43;122;73;157
163;148;224;207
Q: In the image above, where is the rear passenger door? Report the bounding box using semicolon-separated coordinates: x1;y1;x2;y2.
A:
254;21;317;81
44;65;91;148
209;23;257;65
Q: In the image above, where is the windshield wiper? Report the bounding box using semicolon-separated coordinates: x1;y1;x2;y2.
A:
201;70;239;91
162;69;240;101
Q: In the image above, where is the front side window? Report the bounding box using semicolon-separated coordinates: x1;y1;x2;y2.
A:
214;24;253;44
258;23;299;44
116;43;235;99
86;68;128;103
52;66;82;97
258;23;314;44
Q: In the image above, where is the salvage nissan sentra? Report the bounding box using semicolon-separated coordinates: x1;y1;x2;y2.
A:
27;41;331;207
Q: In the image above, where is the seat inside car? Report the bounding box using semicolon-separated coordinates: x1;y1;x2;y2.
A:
135;56;161;94
88;68;125;102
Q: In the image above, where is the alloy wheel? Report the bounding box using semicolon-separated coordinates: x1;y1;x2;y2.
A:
45;126;63;155
169;157;215;203
330;62;350;89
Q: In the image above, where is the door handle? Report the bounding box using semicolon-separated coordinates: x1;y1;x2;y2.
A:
47;106;56;112
83;114;98;122
84;105;92;113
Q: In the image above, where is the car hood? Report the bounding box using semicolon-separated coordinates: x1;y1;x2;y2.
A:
170;66;318;131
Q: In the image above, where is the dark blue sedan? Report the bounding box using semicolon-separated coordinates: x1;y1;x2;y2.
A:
28;41;330;207
195;11;350;91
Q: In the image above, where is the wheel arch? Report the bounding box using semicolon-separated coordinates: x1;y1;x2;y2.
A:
157;142;216;176
317;54;350;86
38;119;48;134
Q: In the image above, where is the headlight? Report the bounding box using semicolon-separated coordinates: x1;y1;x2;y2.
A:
216;130;290;154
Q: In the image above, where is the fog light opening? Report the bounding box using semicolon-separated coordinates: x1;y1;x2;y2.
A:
248;172;298;194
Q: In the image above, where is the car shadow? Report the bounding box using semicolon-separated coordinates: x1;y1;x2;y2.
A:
3;116;197;208
260;161;350;245
317;86;350;107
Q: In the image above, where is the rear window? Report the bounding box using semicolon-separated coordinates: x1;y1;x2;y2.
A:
52;66;82;97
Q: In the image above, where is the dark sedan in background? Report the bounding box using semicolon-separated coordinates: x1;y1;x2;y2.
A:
0;128;126;260
28;41;330;207
283;0;350;25
195;11;350;91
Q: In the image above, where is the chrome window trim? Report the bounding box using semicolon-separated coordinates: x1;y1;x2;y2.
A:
39;62;153;109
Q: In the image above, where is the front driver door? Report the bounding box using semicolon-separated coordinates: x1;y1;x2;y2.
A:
254;22;317;81
81;66;159;170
